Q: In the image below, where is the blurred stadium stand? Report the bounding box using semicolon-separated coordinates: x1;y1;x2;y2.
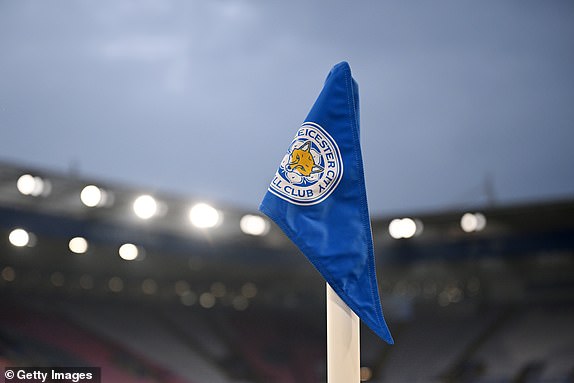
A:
1;160;573;383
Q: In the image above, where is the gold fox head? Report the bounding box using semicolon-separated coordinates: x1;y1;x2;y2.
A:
288;141;324;177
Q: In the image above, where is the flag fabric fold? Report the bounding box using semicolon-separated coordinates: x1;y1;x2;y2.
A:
259;61;394;344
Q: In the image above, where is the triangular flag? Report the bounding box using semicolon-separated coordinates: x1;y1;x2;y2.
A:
259;61;393;344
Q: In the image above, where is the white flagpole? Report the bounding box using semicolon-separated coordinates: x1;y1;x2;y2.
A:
327;283;360;383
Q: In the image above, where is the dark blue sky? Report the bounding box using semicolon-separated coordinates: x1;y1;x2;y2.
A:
1;0;573;215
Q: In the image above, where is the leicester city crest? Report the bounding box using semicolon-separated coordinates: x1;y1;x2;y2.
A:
268;122;343;205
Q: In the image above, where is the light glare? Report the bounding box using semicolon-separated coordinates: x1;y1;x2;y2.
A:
9;228;30;247
461;212;486;232
389;218;421;239
69;237;89;254
475;213;487;231
189;203;221;228
133;194;158;219
17;174;49;196
81;185;105;207
240;214;269;236
119;243;139;260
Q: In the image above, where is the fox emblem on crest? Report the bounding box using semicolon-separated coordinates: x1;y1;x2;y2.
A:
288;141;324;177
269;122;342;205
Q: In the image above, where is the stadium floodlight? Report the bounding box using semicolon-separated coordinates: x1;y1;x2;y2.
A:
118;243;139;261
388;218;421;239
68;237;89;254
80;185;107;207
460;212;486;233
189;203;221;228
8;228;31;247
17;174;50;197
133;194;158;220
240;214;269;236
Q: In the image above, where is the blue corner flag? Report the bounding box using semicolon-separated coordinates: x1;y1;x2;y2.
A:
259;62;394;344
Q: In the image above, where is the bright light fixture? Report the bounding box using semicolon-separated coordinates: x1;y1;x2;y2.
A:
80;185;106;207
133;194;158;219
388;218;421;239
118;243;139;260
69;237;89;254
461;212;486;232
189;203;221;228
9;228;30;247
240;214;269;236
17;174;50;196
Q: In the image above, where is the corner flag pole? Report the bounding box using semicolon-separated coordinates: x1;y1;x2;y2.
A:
327;283;360;383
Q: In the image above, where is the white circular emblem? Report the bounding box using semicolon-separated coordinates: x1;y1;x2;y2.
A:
268;122;343;205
